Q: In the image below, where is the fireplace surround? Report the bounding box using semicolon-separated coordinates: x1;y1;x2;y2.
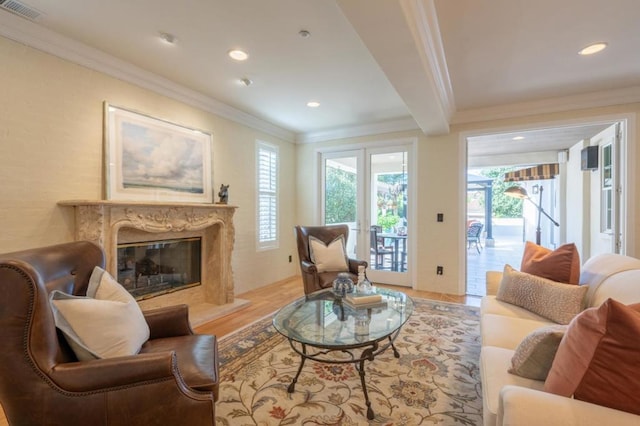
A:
59;200;247;325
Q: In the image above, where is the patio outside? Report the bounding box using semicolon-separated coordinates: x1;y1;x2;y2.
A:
467;217;525;297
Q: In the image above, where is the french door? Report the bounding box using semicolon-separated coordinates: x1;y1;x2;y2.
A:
321;146;411;286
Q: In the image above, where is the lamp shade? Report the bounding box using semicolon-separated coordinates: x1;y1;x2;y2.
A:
504;186;529;199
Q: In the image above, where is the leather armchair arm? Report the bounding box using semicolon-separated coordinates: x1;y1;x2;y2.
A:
50;352;179;392
300;260;318;273
144;304;194;338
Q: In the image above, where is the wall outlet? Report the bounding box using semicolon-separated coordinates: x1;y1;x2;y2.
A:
436;266;444;275
437;213;444;222
288;255;292;263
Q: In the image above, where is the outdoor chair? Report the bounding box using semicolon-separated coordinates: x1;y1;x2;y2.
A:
370;226;395;269
295;224;368;294
467;222;484;253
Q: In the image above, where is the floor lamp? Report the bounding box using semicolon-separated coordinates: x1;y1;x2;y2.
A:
505;185;560;245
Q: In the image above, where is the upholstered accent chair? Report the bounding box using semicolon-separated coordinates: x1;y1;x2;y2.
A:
0;241;218;426
295;224;368;295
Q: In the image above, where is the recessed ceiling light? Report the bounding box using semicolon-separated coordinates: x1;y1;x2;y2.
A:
307;101;320;108
299;30;311;38
578;42;608;56
228;49;248;61
240;77;253;87
159;32;177;45
512;136;525;140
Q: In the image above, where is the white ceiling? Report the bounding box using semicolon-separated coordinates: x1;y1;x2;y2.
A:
1;0;639;151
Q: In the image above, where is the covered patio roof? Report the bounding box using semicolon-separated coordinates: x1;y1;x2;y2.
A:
504;163;559;182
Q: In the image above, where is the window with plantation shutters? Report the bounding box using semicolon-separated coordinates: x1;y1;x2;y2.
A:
256;142;278;250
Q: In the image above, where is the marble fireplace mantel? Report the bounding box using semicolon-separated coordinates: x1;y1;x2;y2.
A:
59;200;248;326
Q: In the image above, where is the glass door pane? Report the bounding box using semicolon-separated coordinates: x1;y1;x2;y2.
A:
322;151;363;259
367;149;410;286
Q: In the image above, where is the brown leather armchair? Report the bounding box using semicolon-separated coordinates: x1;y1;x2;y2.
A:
295;224;368;294
0;241;218;425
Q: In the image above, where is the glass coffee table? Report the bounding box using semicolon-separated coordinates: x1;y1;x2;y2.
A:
273;287;413;420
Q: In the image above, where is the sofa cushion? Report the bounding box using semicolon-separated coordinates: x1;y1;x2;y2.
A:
498;386;640;426
481;313;553;350
521;241;580;284
50;266;150;361
480;346;546;426
309;234;349;272
497;265;588;325
508;324;567;380
545;299;640;416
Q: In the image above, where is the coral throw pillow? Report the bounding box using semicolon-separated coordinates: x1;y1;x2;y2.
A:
544;299;640;416
520;241;580;284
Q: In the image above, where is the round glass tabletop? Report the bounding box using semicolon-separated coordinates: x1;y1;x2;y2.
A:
273;287;413;348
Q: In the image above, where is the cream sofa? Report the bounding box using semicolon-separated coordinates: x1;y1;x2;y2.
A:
480;253;640;426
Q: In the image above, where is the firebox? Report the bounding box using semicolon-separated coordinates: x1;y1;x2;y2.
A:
117;237;202;300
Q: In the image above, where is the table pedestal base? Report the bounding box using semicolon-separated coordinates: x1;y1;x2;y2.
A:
286;334;400;420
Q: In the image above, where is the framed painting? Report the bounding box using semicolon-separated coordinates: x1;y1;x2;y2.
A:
104;103;213;203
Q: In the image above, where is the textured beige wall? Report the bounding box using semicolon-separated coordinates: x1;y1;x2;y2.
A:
0;36;298;294
296;107;640;296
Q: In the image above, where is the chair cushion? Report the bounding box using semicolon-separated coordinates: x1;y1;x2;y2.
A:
318;271;358;290
309;234;349;272
141;334;219;398
497;265;588;324
545;299;640;415
520;241;580;284
50;266;150;361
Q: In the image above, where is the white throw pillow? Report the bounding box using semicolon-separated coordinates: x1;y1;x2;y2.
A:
50;266;150;361
309;235;349;273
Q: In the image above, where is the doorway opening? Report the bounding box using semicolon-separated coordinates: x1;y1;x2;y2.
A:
465;119;628;297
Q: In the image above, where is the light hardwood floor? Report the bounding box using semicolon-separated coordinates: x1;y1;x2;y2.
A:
0;277;480;425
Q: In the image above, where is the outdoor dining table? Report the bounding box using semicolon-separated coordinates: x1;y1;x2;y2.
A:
378;232;407;271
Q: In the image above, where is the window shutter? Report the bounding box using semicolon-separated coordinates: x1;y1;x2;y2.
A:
257;142;278;249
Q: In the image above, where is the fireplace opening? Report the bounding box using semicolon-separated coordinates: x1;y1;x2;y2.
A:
117;237;202;300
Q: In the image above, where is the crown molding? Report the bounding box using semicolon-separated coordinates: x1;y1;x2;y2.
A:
452;85;640;126
297;117;419;144
0;12;295;143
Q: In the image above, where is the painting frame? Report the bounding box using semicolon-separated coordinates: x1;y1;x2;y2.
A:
104;103;213;203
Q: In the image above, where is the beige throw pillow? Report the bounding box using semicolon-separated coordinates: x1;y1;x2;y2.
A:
309;235;349;273
50;266;150;361
497;265;588;324
509;325;567;380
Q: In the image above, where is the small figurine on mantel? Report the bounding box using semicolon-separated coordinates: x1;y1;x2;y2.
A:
217;184;229;204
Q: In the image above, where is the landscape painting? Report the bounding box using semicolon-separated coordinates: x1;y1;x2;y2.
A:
105;104;213;203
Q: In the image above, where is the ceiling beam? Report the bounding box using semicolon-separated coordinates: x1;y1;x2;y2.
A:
337;0;454;136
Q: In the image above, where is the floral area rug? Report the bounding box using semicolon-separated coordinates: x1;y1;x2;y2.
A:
215;299;482;425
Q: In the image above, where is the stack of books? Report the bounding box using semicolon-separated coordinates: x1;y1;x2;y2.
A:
344;292;387;309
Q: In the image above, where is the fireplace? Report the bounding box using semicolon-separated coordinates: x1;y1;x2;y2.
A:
59;200;248;326
118;237;202;300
